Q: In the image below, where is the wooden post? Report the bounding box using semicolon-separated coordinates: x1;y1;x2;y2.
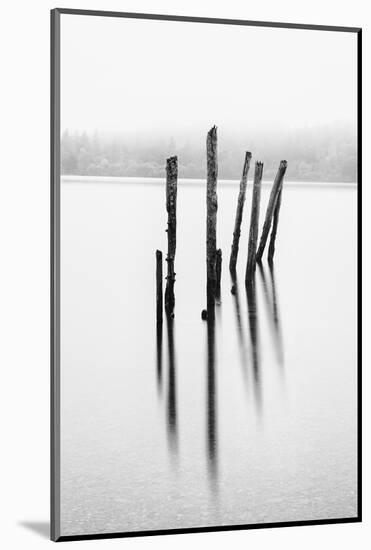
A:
256;160;287;262
165;156;178;316
206;126;218;317
156;250;163;324
216;248;222;301
229;151;252;273
245;162;263;284
268;186;283;263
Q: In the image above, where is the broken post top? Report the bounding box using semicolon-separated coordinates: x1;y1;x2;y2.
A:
277;160;287;177
207;125;217;140
207;126;218;180
166;156;178;214
270;160;287;197
274;160;287;185
166;155;178;174
254;161;264;177
270;159;287;194
244;151;252;164
240;151;252;187
207;126;218;153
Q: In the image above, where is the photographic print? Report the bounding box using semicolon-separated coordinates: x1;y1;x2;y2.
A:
51;9;361;541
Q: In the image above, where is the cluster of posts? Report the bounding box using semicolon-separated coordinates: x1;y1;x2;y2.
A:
155;126;287;324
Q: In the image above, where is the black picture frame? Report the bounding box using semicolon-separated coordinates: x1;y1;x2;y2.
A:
51;8;362;542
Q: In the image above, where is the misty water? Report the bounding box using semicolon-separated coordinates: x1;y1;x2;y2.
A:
60;176;357;536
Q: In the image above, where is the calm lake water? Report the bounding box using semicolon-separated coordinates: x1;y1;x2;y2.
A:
60;176;357;536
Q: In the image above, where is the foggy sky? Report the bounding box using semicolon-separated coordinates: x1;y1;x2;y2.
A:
61;14;357;137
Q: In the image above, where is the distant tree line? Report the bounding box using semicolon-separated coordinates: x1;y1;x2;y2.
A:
61;126;357;183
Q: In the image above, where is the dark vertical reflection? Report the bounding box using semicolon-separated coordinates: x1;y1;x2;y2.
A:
257;261;269;307
215;249;222;305
166;315;178;457
206;316;218;492
230;271;249;385
257;261;284;368
156;320;163;395
245;277;262;416
268;260;284;367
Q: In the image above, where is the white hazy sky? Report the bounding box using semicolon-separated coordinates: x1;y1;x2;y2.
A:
61;14;357;136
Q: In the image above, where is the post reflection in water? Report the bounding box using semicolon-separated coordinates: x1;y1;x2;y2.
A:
268;260;284;367
245;277;262;416
155;264;284;483
206;315;218;492
257;261;284;367
156;320;163;395
166;314;178;457
230;271;249;385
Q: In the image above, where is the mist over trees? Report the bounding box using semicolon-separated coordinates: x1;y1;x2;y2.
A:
61;125;357;183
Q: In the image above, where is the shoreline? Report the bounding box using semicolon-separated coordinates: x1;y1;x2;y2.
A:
61;175;356;188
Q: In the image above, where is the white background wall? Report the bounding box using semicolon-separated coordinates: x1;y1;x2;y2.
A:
0;0;368;548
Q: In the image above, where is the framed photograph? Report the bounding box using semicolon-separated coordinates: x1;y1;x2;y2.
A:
51;8;361;542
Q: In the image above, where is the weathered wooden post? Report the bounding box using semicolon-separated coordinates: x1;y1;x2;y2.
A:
165;156;178;316
256;160;287;262
156;250;163;324
245;162;263;284
206;126;218;317
229;151;252;273
268;186;283;263
216;248;222;302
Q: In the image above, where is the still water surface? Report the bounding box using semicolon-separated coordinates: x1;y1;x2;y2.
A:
60;177;357;536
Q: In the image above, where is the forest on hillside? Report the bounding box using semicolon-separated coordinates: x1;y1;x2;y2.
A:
61;125;357;183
